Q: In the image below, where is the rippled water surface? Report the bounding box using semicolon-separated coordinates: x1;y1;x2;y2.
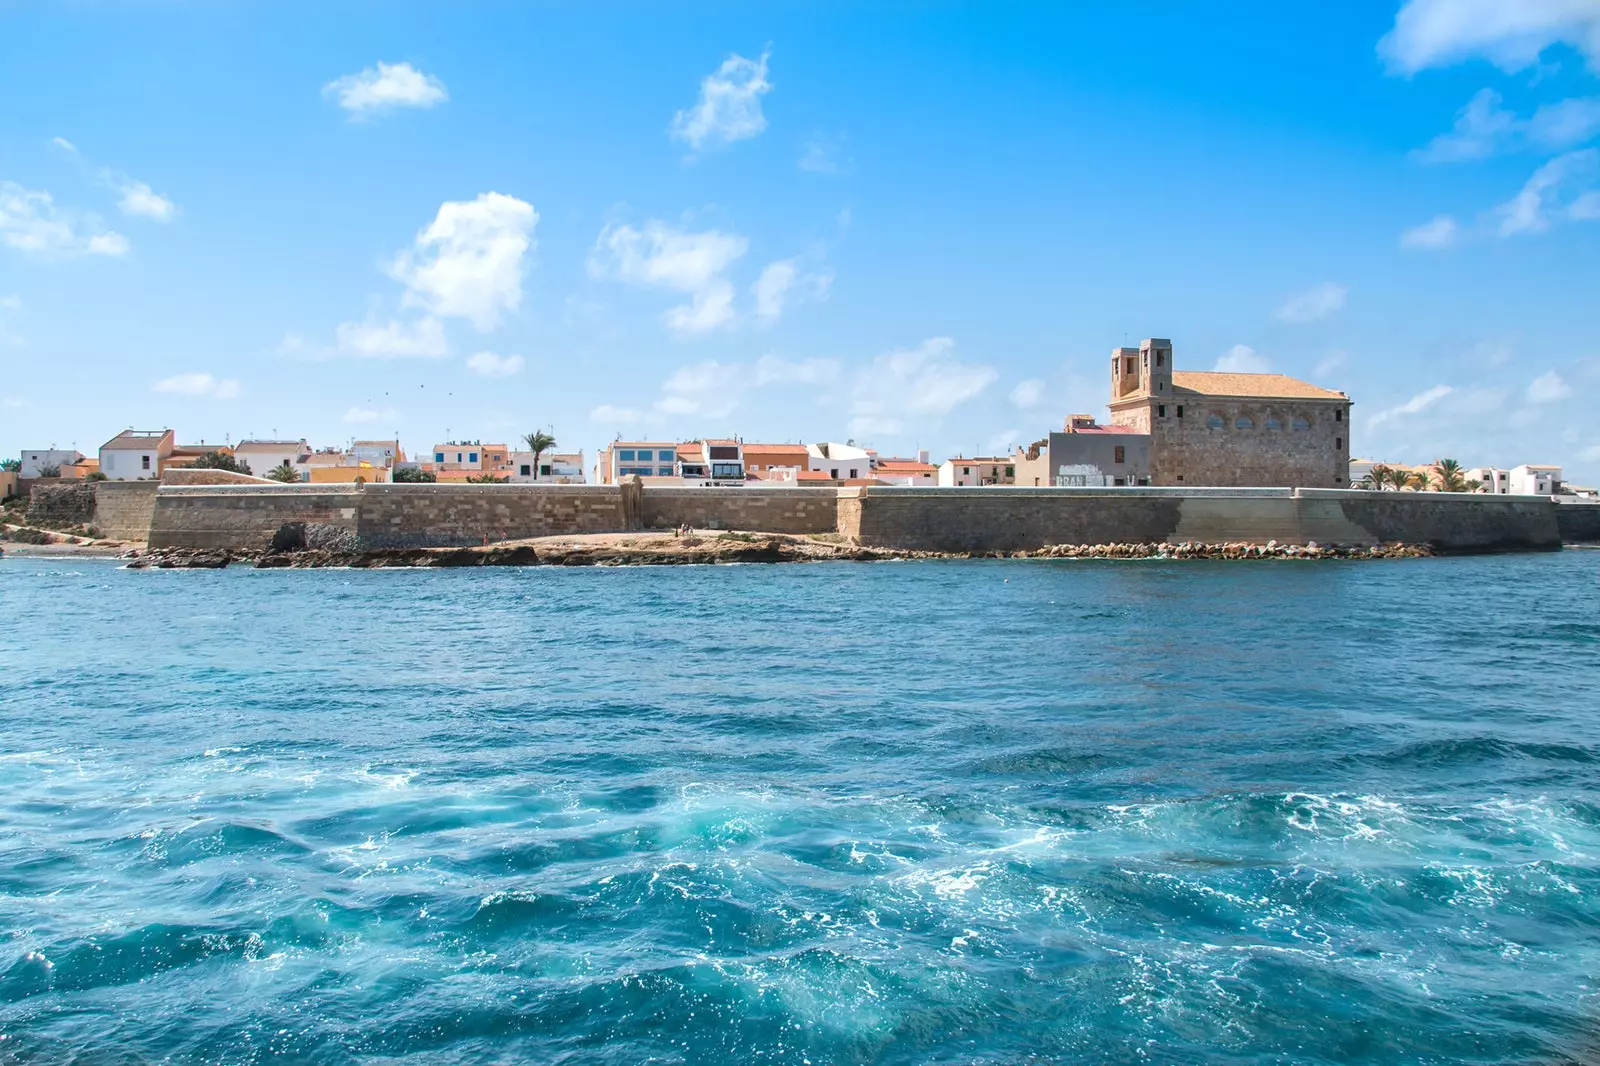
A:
2;553;1599;1064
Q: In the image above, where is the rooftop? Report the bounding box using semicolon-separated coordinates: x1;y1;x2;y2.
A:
101;429;173;450
1169;371;1347;401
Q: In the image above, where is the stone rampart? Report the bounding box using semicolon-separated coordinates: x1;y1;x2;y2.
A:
1555;501;1600;544
355;484;627;548
641;487;838;534
27;482;98;528
92;481;162;542
161;468;276;486
147;485;363;550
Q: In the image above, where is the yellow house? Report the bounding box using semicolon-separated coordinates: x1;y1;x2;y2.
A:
309;462;389;484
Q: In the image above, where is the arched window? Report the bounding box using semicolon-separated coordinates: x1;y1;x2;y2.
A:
1291;416;1312;431
1235;416;1255;430
1263;415;1283;430
1206;414;1225;430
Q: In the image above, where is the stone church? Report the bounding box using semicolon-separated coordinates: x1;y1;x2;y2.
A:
1107;337;1352;486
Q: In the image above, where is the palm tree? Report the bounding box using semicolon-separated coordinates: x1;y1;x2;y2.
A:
523;430;557;481
266;462;300;483
1432;458;1470;493
1366;464;1390;490
1385;466;1412;492
467;472;508;483
1407;468;1434;491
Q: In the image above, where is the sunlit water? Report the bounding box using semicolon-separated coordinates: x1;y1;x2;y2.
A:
1;553;1598;1064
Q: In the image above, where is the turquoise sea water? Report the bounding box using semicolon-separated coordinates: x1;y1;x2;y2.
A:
1;553;1598;1064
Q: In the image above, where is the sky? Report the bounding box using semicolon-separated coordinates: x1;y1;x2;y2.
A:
3;0;1599;480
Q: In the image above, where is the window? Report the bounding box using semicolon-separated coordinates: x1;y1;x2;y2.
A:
1206;414;1225;429
1113;477;1125;486
831;468;839;479
1335;409;1343;422
1235;416;1254;430
1177;474;1185;482
1335;476;1342;484
1335;437;1343;450
849;468;859;478
1005;466;1014;477
469;452;478;464
541;465;552;476
1263;416;1282;430
435;452;444;463
963;466;970;475
658;466;674;476
619;450;635;461
1125;358;1135;374
141;455;151;470
1291;416;1312;431
520;464;531;476
1114;446;1126;464
659;450;675;462
1157;404;1166;417
1176;405;1184;418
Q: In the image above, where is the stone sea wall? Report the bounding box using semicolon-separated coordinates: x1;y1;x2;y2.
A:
93;482;163;541
127;481;1581;554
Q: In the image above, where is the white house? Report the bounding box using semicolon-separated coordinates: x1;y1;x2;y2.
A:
20;449;85;478
350;439;404;470
509;450;586;483
233;439;311;480
938;456;1016;487
806;442;873;481
1509;464;1561;495
1464;467;1510;494
99;429;175;481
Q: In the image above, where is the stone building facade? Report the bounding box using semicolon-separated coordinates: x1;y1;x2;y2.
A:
1106;338;1352;487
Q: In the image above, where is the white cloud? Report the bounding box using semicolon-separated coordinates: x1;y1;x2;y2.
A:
1275;282;1348;323
1417;90;1600;162
1527;369;1573;403
590;403;644;425
388;192;537;331
1497;149;1600;234
985;430;1021;454
1213;344;1272;373
1314;351;1349;380
1368;384;1455;430
152;372;242;399
1010;378;1046;410
589;219;748;334
670;49;772;150
0;181;129;258
1401;214;1460;249
655;360;742;418
323;61;448;117
798;133;850;174
113;178;177;222
753;353;840;386
466;350;525;378
343;406;399;425
1379;0;1600;74
51;136;78;154
334;316;449;358
849;337;997;437
752;257;833;323
0;294;19;310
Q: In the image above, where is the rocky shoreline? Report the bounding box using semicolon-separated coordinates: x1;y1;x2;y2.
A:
116;535;1434;569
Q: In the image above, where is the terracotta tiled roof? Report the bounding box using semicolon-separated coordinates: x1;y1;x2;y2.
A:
1169;372;1347;400
876;460;937;473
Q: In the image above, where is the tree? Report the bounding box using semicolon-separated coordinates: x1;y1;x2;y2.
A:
191;451;252;475
467;472;508;483
393;466;436;483
37;464;61;478
1407;469;1434;491
1366;464;1390;490
86;471;108;482
266;462;301;483
1384;466;1413;491
523;430;557;481
0;458;19;472
1432;458;1470;493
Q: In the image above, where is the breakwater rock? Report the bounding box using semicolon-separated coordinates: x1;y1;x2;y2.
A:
1025;540;1433;560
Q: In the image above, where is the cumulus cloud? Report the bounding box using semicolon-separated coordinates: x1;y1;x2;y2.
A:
1401;214;1460;249
849;337;997;437
655;360;742;418
1213;344;1272;373
670;49;772;150
589;219;748;334
113;178;177;222
0;181;129;258
343;406;399;425
51;136;77;154
152;372;242;399
1379;0;1600;74
466;351;525;378
334;316;449;358
1497;149;1600;235
1527;369;1573;403
1010;378;1046;410
1275;282;1348;324
324;61;448;117
388;192;538;331
1416;89;1600;162
752;257;833;323
1368;384;1455;430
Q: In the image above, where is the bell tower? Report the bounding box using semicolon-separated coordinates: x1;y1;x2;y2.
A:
1110;346;1141;399
1141;338;1173;397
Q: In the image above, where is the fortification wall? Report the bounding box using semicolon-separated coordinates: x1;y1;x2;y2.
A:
1554;501;1600;544
28;482;98;528
844;486;1562;553
93;481;161;541
355;485;627;548
147;485;362;550
641;487;838;534
161;468;275;486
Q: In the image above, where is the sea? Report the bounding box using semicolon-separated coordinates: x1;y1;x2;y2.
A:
1;552;1598;1065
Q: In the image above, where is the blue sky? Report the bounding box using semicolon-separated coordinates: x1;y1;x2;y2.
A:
3;1;1599;479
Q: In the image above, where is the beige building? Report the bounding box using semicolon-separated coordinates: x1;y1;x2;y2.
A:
1106;338;1352;487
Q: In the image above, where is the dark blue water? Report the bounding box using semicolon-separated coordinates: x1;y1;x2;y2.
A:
2;554;1598;1064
